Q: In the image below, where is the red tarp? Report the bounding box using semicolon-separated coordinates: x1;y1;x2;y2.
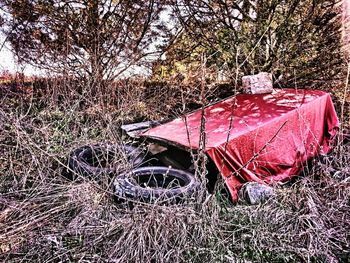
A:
142;89;339;201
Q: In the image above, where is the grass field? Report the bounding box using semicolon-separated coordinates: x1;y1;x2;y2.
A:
0;78;349;262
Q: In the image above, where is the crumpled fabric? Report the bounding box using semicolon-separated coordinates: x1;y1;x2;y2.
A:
142;89;339;201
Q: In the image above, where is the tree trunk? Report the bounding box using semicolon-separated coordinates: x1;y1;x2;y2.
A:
87;0;104;96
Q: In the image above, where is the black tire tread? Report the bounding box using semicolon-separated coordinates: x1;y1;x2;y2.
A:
67;143;144;180
113;166;200;203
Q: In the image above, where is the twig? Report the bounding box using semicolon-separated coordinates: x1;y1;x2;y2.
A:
228;121;288;179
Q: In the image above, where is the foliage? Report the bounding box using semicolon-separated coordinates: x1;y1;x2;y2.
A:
164;0;345;88
0;0;166;83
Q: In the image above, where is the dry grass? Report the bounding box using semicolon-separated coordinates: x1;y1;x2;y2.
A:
0;78;349;262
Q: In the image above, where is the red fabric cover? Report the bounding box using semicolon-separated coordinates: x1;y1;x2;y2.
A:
142;89;339;201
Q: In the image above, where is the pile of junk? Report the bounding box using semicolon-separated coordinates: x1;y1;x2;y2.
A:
65;73;348;204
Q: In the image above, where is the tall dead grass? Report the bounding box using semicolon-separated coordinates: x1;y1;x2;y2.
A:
0;76;349;262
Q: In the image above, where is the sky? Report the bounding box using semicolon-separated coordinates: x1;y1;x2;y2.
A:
0;34;17;72
0;33;39;75
0;32;157;77
0;33;149;77
0;5;173;77
2;2;347;77
0;6;35;75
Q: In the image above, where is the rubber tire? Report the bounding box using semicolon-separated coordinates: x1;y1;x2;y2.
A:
113;166;200;203
67;143;145;180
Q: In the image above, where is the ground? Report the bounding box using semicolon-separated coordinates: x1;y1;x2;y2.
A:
0;80;349;262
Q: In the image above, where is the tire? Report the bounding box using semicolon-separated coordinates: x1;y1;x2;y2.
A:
67;143;145;180
113;166;200;203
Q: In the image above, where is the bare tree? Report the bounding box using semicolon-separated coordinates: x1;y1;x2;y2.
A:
0;0;166;85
